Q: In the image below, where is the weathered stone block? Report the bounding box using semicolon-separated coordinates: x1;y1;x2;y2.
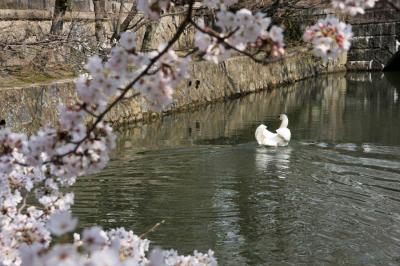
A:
374;10;400;23
381;23;396;35
352;36;372;49
396;22;400;35
374;49;394;64
72;0;92;11
351;26;362;36
372;35;397;50
348;48;375;61
0;0;52;10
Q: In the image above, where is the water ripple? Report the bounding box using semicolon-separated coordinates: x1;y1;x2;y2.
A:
73;72;400;265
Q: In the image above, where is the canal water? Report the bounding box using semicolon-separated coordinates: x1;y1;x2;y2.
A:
73;72;400;265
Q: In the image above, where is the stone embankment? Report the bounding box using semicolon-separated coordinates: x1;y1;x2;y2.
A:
0;0;194;86
6;0;398;131
347;4;400;71
0;50;347;132
273;0;399;71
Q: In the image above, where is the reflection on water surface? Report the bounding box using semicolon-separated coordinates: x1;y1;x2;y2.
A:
73;72;400;265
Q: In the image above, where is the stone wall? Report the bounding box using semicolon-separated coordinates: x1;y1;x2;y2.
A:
0;0;55;10
0;2;196;77
0;50;347;132
0;0;134;11
347;2;400;70
272;1;400;71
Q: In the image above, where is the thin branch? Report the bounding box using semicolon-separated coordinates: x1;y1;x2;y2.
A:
140;220;165;239
122;92;141;101
82;105;100;118
0;38;66;47
115;0;125;37
126;17;146;31
17;195;27;214
182;48;198;58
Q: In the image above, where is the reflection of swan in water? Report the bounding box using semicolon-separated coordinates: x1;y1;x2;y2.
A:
255;146;292;179
255;114;291;147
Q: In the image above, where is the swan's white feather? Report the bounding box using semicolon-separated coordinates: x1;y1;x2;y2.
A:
255;115;291;147
276;127;291;142
255;125;268;145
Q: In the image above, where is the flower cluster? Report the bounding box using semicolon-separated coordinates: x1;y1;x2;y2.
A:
16;216;217;266
303;16;353;64
150;249;218;266
138;0;172;19
194;9;285;63
135;47;191;110
0;30;193;266
332;0;378;15
202;0;238;9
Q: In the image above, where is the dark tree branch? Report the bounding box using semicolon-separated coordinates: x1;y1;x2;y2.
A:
111;0;138;41
50;0;70;35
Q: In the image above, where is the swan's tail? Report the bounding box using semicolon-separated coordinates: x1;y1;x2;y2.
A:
255;124;276;145
255;124;267;145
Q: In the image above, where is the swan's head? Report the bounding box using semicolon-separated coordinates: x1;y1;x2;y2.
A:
278;114;289;128
278;114;288;121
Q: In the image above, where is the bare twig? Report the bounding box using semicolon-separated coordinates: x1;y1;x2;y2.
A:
17;195;27;214
126;17;146;31
122;92;141;101
114;0;125;39
111;0;138;41
140;220;165;239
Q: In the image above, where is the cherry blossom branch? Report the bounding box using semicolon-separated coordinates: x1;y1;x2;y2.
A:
189;18;289;65
139;220;165;239
48;0;195;162
82;105;101;118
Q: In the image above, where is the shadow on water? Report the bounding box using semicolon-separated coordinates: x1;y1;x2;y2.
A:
385;71;400;89
73;72;400;265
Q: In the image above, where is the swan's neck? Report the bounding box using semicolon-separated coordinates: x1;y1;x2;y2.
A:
279;118;288;128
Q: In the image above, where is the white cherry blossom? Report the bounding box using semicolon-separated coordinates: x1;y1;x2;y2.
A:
137;0;171;19
195;9;285;63
332;0;378;15
43;245;80;266
202;0;238;9
46;211;78;236
82;227;108;252
119;31;137;51
303;16;353;64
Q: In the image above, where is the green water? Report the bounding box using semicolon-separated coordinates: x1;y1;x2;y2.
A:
73;72;400;265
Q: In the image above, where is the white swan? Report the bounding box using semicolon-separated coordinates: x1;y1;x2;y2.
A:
255;114;291;147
